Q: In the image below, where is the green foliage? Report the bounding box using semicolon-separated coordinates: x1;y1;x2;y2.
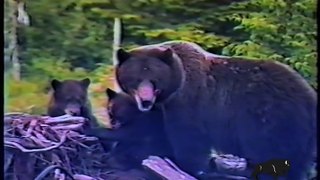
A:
21;0;113;70
4;72;9;112
24;57;89;81
6;75;49;114
138;25;230;49
5;60;115;116
5;0;317;116
220;0;317;87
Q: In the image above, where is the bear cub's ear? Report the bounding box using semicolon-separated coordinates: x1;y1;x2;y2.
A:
81;78;91;89
51;79;61;90
117;48;131;65
159;48;174;65
106;88;117;100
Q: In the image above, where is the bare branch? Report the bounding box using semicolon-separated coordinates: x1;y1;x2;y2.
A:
5;132;67;153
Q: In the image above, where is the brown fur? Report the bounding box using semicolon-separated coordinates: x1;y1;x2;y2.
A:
47;78;98;129
83;89;173;178
115;41;316;179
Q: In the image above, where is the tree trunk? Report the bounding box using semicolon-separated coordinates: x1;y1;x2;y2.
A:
112;17;122;91
8;0;21;81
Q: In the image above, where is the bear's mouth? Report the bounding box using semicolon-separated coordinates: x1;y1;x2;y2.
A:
134;80;159;112
65;107;81;116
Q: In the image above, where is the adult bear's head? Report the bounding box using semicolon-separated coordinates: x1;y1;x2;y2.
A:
115;47;184;112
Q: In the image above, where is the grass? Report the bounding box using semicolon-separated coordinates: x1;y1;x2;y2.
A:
5;72;116;128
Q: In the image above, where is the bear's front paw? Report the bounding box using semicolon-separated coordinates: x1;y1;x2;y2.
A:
83;128;98;137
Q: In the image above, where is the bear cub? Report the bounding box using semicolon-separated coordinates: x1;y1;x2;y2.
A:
85;88;173;171
47;78;98;129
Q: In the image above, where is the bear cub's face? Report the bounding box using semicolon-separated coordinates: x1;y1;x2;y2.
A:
51;78;90;116
115;48;175;112
106;88;142;129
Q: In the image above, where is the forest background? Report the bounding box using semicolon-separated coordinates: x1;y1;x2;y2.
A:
4;0;317;126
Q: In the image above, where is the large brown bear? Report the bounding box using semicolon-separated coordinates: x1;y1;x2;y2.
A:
47;78;99;129
114;41;317;180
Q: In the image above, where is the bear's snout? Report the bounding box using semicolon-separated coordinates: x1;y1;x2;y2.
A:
65;106;81;116
133;80;158;112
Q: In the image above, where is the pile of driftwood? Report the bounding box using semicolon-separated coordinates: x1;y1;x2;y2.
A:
4;113;101;180
4;112;252;180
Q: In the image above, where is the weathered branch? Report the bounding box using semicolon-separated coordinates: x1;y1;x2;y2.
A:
143;155;250;180
5;132;67;153
143;156;198;180
4;113;96;153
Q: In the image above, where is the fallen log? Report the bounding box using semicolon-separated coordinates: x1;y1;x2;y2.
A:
142;155;249;180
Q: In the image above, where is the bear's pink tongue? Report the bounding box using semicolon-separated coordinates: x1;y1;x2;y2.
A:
137;81;155;101
135;81;156;112
137;85;154;100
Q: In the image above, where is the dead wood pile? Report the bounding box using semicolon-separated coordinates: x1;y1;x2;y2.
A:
4;112;253;180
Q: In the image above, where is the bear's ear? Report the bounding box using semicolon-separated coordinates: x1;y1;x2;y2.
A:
106;88;117;99
159;48;174;65
117;48;131;65
81;78;91;89
51;79;61;90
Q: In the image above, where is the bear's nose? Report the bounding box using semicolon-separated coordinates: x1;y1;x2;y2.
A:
65;108;80;116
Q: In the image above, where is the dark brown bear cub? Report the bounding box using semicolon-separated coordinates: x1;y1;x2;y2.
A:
47;78;98;129
114;41;317;180
84;88;173;172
